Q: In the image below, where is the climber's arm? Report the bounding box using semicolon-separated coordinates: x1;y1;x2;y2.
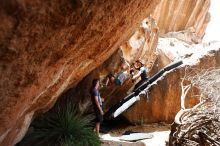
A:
132;72;141;80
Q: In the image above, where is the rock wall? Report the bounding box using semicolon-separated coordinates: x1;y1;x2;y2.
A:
71;0;213;124
123;40;220;124
68;17;159;113
73;39;220;125
152;0;211;40
121;16;159;65
0;0;160;145
0;0;213;145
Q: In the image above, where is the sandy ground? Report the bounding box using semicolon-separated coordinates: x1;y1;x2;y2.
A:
101;123;170;146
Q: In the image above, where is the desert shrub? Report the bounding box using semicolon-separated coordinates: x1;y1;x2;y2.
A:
20;103;100;146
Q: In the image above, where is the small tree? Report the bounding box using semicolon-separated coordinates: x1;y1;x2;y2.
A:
169;68;220;146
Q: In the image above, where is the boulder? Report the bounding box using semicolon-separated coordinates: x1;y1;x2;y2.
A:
0;0;213;145
123;39;220;124
69;17;159;113
152;0;211;40
0;0;160;145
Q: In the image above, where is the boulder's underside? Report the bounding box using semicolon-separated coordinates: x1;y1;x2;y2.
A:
0;0;214;145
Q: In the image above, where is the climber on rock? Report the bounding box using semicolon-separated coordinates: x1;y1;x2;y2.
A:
132;60;149;90
90;79;104;135
105;60;132;86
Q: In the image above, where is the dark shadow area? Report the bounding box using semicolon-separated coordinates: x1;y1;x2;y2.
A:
101;116;131;134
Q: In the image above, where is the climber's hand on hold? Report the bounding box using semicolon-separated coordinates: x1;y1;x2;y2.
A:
130;68;135;75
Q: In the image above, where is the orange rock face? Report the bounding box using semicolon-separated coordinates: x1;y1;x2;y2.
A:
69;17;159;115
121;16;159;65
152;0;211;39
0;0;160;145
51;0;213;125
122;41;220;124
0;0;214;145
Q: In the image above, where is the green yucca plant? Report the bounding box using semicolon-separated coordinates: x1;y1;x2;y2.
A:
20;103;101;146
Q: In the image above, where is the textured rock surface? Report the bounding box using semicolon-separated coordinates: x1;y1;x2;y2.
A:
0;0;160;145
152;0;211;40
69;17;159;113
123;40;220;124
0;0;214;145
121;16;159;65
61;0;213;124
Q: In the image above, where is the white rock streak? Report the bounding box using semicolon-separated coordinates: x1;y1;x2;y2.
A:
157;38;220;66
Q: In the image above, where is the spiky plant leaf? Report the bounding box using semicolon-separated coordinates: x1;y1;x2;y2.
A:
20;103;101;146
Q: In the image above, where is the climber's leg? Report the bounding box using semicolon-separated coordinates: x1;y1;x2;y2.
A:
134;78;149;90
134;80;144;90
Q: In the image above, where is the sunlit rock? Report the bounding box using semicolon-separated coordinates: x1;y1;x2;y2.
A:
0;0;160;145
123;39;220;124
152;0;211;40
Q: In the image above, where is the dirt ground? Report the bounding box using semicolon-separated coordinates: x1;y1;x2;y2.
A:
101;123;170;146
